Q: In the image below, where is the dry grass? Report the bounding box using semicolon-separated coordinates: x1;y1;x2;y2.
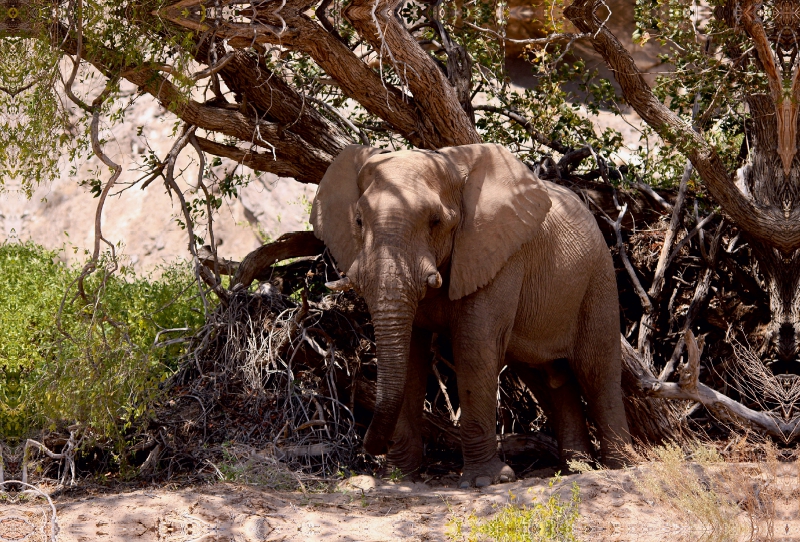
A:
614;438;797;542
625;442;743;540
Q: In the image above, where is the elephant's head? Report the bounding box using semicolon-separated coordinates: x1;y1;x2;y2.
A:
310;143;552;454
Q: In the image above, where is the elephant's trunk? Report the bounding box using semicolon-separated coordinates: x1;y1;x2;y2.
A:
360;252;421;455
363;306;417;454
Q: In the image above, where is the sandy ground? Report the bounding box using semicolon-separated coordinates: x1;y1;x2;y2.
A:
4;464;797;542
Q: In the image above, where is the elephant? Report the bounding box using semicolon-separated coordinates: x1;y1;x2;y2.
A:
310;143;631;487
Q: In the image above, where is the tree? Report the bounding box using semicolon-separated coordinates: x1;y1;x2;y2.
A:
5;0;800;446
565;0;800;436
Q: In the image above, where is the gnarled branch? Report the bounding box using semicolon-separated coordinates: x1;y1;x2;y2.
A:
564;0;800;254
623;333;798;441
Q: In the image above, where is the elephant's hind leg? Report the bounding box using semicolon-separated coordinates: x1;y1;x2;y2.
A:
386;327;432;479
570;281;631;467
512;362;592;467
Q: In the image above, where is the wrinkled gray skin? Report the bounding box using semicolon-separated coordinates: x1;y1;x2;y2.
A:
311;143;630;488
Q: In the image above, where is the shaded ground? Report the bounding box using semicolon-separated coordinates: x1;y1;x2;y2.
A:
5;463;798;541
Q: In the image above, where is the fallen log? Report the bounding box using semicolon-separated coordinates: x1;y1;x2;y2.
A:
622;331;798;441
620;334;686;445
197;246;239;276
196;231;326;289
231;231;326;289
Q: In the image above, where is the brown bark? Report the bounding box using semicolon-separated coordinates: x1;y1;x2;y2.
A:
58;0;489;187
55;26;337;184
122;70;335;180
231;231;326;289
193;137;320;184
212;50;352;158
750;243;800;365
659;218;724;380
737;0;799;175
620;336;685;444
564;0;800;367
343;0;481;147
155;0;439;149
744;95;800;210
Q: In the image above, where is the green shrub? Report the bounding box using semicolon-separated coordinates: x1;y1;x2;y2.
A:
0;242;205;443
449;476;581;542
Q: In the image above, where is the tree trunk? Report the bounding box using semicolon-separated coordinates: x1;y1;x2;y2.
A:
620;337;686;444
565;0;800;254
749;243;800;371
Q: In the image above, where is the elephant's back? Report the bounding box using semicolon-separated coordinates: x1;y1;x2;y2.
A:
534;181;610;272
507;181;615;362
540;181;606;247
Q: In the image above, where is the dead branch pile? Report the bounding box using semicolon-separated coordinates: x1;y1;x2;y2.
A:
141;263;371;479
134;255;560;481
586;177;800;444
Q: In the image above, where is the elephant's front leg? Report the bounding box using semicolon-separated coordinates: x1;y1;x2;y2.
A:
386;327;433;479
452;301;517;488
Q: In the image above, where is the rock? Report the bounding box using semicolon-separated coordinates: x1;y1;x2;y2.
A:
337;475;383;492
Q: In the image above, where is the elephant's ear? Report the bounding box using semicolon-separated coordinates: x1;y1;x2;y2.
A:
440;144;552;300
311;145;387;272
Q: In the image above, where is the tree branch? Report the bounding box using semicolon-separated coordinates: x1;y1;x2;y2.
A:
193;137;321;184
473;105;570;154
737;0;798;174
660;219;725;380
622;334;796;440
231;231;326;289
56;25;337;184
634;180;673;213
564;0;800;254
638;159;692;358
157;0;438;148
344;0;481;147
604;204;653;313
209;48;352;157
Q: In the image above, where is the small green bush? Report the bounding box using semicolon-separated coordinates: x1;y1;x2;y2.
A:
0;242;205;443
449;476;581;542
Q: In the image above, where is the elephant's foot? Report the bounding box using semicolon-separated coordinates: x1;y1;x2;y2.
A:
459;457;516;488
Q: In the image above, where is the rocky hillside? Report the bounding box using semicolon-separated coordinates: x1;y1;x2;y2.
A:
1;80;315;271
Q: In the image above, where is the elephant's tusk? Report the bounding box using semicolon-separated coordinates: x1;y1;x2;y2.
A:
427;272;442;289
325;277;353;291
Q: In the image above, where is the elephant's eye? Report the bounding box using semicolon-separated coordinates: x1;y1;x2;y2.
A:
355;216;363;228
430;215;441;228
